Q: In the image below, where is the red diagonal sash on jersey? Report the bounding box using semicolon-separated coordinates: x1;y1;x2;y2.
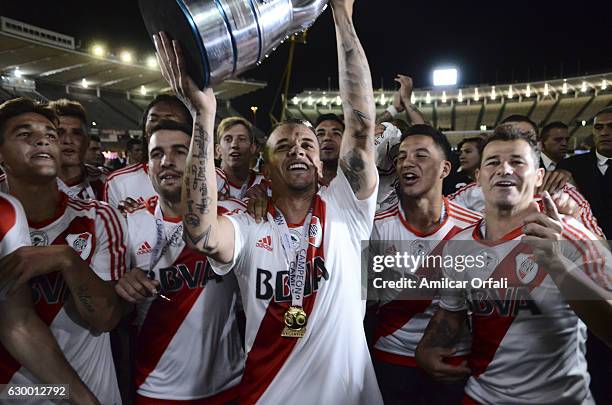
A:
469;240;547;377
0;196;17;241
238;197;326;405
134;248;207;389
374;226;463;345
0;218;95;382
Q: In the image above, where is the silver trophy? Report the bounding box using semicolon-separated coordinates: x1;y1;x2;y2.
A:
139;0;329;88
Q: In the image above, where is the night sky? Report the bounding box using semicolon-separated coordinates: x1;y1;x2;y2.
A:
3;0;612;131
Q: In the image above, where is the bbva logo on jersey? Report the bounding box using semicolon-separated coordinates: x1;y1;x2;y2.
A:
65;232;93;260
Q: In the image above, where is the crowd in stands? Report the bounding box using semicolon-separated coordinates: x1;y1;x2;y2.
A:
0;1;610;404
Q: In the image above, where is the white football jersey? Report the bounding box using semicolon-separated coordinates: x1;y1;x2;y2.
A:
126;196;245;401
0;193;127;405
370;199;481;365
0;192;31;301
216;167;265;200
440;217;611;404
102;163;157;209
57;164;106;201
0;172;7;193
209;168;383;405
448;182;605;237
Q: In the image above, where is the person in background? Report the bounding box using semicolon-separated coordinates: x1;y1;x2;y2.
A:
539;121;570;171
125;137;145;166
84;134;106;169
49;99;106;200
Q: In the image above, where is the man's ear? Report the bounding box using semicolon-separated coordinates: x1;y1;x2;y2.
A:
215;144;221;160
535;167;545;188
475;168;481;186
441;160;452;179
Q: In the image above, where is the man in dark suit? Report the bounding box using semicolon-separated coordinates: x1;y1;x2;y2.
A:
539;121;570;171
557;106;612;405
558;107;612;239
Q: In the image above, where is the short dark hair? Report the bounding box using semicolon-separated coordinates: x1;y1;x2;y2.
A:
540;121;568;142
482;123;540;165
141;94;192;134
150;119;192;139
500;114;538;133
399;124;452;160
314;113;344;130
0;97;58;145
48;99;88;128
457;136;485;155
270;118;316;135
126;137;143;152
595;106;612;119
89;134;101;143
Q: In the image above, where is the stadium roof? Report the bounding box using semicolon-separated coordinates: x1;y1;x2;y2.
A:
0;16;266;100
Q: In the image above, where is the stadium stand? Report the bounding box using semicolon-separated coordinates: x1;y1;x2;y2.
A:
436;105;452;130
481;102;503;128
502;99;535;119
454;104;482;131
545;96;591;125
530;99;557;127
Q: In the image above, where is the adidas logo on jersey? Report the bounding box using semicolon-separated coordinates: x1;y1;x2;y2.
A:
256;236;273;251
137;241;153;255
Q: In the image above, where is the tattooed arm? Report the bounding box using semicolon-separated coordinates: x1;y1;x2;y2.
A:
153;32;235;263
415;307;471;382
332;0;377;200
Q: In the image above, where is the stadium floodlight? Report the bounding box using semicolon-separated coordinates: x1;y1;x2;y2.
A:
441;91;447;103
92;121;97;126
410;93;416;104
120;51;133;63
543;83;550;96
306;96;314;106
379;93;387;105
602;79;608;90
562;80;568;94
457;89;464;103
490;86;497;101
91;44;105;57
433;68;458;87
334;96;342;106
581;81;588;93
320;96;328;105
425;92;432;104
140;85;147;96
507;85;514;99
291;96;300;105
81;78;89;88
480;125;487;131
146;56;157;69
474;88;480;101
525;84;532;98
14;67;22;78
581;120;587;126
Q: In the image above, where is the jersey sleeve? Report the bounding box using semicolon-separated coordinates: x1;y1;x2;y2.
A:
561;217;612;292
447;183;484;213
90;203;129;281
325;165;379;242
0;193;30;258
102;177;119;208
562;184;606;238
207;212;251;276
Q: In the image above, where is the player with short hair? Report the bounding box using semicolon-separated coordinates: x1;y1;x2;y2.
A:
153;0;383;401
0;97;127;404
215;116;264;199
369;125;481;404
102;94;192;208
115;119;245;403
416;122;612;404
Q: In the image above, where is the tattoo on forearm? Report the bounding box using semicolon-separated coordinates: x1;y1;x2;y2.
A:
76;286;95;314
422;318;460;348
340;151;365;193
183;224;212;248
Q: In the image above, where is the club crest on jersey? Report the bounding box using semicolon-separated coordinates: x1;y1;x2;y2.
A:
30;230;49;246
66;232;93;260
515;253;538;284
308;216;322;248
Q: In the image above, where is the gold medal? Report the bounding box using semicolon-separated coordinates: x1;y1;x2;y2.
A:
281;306;308;338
